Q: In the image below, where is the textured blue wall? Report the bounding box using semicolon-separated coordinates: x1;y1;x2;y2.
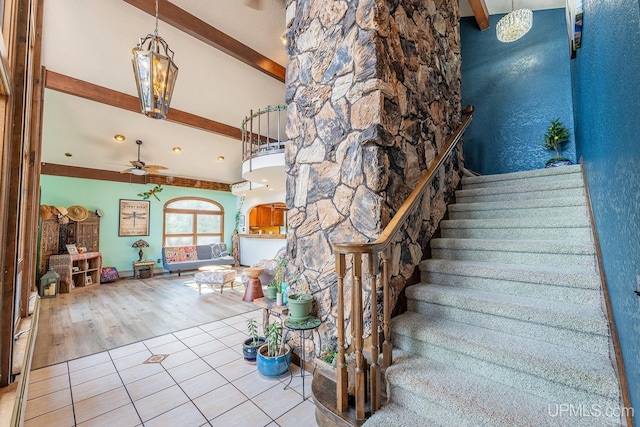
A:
571;0;640;420
460;9;576;175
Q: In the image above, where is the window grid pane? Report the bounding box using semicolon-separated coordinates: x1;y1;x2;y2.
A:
166;213;194;234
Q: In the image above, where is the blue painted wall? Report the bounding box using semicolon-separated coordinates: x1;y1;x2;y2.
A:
571;0;640;420
40;176;237;273
460;9;576;175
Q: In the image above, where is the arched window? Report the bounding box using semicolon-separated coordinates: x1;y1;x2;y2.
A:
163;197;224;246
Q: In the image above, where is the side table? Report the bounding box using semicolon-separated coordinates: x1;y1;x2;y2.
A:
284;316;321;400
133;260;155;279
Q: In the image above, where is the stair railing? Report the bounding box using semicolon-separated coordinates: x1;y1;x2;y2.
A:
331;105;473;420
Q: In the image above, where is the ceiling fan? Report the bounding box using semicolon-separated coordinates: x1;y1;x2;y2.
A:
121;140;167;176
243;0;284;10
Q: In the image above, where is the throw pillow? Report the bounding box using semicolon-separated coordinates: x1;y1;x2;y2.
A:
211;243;222;258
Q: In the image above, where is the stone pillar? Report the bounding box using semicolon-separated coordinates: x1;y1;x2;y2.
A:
284;0;462;347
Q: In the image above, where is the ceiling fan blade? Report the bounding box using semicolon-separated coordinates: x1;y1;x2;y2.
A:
120;168;135;174
130;160;145;168
244;0;263;10
144;165;167;171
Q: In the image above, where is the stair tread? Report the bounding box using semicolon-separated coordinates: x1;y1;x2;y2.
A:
431;237;595;255
381;349;619;427
456;179;584;197
405;283;608;334
449;196;587;212
461;164;582;186
392;312;618;396
420;259;601;289
440;217;590;229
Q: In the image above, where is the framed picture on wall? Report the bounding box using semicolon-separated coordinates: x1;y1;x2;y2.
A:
119;199;150;236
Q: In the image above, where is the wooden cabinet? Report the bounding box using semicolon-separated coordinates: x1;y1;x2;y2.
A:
272;207;286;226
38;218;60;279
249;203;288;228
49;252;102;293
66;212;100;252
39;211;101;281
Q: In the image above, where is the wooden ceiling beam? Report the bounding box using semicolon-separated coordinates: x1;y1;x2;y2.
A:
468;0;490;31
122;0;286;83
41;163;232;192
44;70;242;140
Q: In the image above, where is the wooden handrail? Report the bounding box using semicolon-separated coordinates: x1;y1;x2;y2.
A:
330;105;473;419
333;105;474;255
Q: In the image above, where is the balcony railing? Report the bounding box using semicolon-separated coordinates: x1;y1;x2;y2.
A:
241;104;288;163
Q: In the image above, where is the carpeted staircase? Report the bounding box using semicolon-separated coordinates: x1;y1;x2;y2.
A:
364;164;625;426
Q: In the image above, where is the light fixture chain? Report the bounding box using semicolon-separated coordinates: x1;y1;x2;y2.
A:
154;0;159;38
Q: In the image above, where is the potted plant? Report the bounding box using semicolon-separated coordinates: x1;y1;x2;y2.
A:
266;279;279;299
269;256;288;304
242;318;265;364
256;320;291;377
542;118;572;168
288;293;313;320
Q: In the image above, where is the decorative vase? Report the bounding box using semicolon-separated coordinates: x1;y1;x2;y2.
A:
281;282;289;304
288;293;313;321
242;337;266;364
276;292;283;306
256;344;291;377
266;286;277;299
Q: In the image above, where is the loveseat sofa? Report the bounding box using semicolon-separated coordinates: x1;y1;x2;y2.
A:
162;243;234;276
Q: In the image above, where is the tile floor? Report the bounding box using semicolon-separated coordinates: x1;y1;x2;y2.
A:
24;310;318;427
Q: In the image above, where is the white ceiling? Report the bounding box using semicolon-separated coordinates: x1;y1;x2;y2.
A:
40;0;565;186
40;0;287;185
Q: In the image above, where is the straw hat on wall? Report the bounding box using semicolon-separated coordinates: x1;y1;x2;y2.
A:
39;205;52;220
67;205;89;222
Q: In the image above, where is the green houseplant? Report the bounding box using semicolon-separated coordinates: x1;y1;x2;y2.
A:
256;320;291;377
267;256;288;303
542;118;572;167
242;318;265;364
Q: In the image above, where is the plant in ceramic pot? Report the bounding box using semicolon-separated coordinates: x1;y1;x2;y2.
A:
242;318;265;364
542;118;572;168
288;293;313;321
271;256;288;305
256;320;291;377
266;279;279;299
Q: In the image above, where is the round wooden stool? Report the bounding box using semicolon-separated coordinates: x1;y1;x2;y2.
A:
242;267;264;302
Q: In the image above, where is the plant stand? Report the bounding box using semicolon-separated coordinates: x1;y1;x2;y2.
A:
283;316;321;400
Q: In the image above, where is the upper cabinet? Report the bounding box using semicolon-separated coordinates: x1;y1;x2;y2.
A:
248;203;287;230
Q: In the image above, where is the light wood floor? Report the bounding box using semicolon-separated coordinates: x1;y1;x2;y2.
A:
32;272;256;369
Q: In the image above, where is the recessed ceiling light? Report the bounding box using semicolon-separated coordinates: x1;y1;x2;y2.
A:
217;156;225;162
114;134;126;142
260;179;268;182
64;152;72;157
268;188;274;191
172;146;182;153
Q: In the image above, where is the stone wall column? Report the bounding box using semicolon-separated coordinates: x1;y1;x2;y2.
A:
284;0;463;350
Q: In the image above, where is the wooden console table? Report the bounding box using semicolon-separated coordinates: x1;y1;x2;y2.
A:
133;260;155;279
49;252;102;293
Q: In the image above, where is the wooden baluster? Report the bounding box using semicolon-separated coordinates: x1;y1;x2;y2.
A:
335;253;348;412
381;247;392;367
368;252;381;412
352;253;365;420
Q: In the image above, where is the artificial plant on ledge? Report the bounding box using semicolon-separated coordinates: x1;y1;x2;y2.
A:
542;119;571;167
